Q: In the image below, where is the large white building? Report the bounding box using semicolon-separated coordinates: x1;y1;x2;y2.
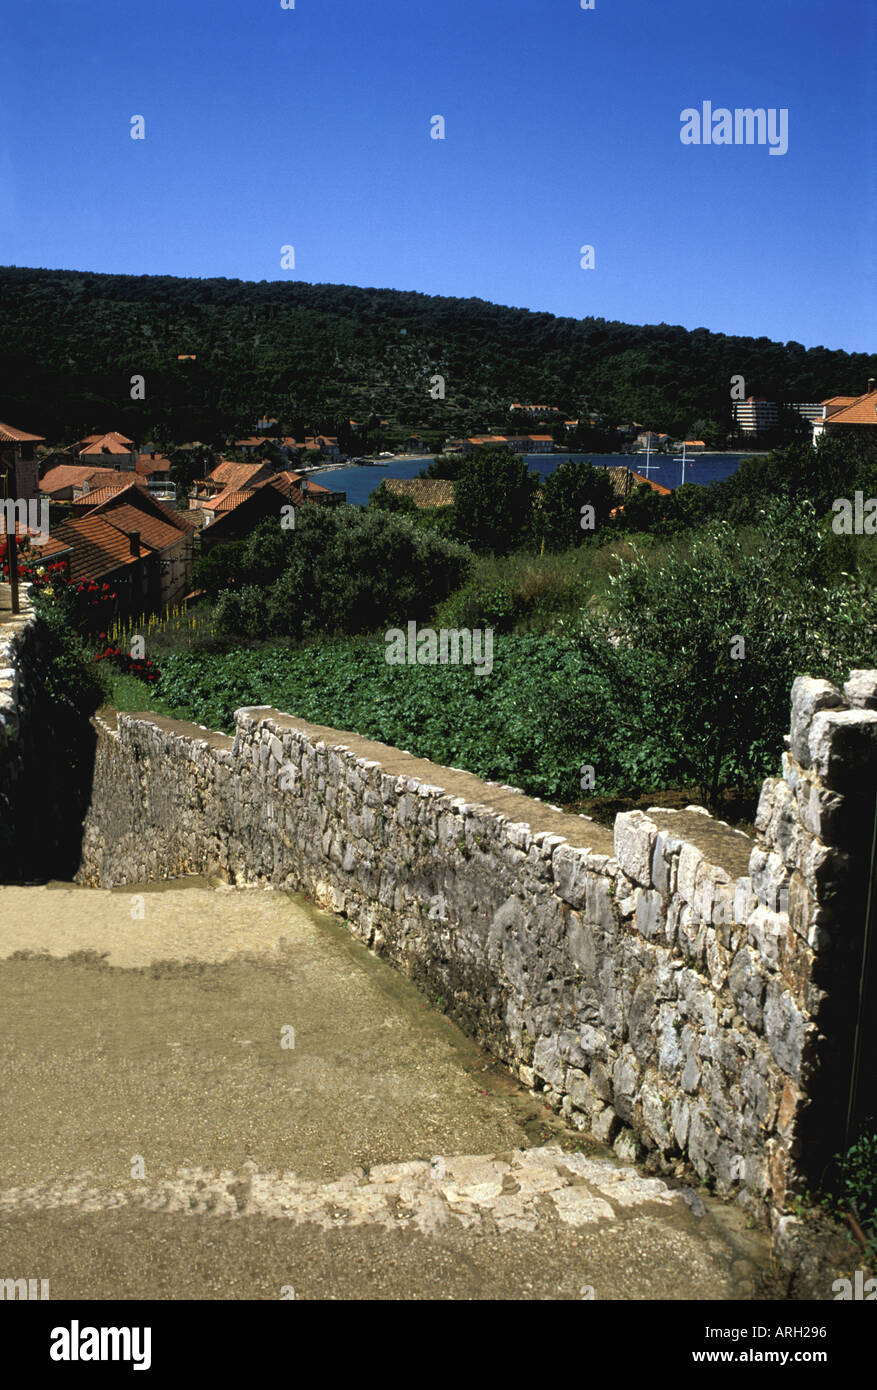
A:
732;398;778;433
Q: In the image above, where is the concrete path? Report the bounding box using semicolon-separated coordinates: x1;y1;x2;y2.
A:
0;880;778;1300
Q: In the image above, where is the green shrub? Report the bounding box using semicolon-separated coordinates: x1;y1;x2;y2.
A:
214;506;473;640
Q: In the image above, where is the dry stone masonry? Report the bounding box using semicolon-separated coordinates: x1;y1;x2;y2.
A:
0;594;39;860
72;670;877;1217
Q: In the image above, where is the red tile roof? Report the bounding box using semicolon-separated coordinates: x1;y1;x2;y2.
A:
206;488;254;514
821;396;859;415
40;465;145;495
629;471;672;495
93;502;186;552
88;482;197;536
79;436;136;456
39;516;151;582
820;390;877;426
0;421;45;444
72;485;142;509
79;431;134;446
208;460;272;490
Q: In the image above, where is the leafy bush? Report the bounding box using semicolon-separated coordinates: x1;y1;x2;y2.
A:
213;507;472;640
451;449;539;554
588;498;877;804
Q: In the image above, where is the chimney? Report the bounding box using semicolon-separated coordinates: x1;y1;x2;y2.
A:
868;378;875;394
129;530;140;557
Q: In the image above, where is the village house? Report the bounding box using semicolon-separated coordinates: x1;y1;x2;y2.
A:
812;382;877;445
198;472;344;553
76;432;138;470
189;459;278;511
509;403;563;420
39;465;149;503
233;437;273;455
635;430;671;452
35;517;153;613
135;452;174;497
0;420;45;504
38;483;195;610
457;435;555;455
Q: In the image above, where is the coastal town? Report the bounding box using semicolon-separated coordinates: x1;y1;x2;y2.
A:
3;384;876;616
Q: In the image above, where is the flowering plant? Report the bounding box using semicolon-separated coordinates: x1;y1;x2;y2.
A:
92;635;160;685
1;541;119;621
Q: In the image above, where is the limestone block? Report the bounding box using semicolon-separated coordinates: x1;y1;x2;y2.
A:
565;1068;604;1116
532;1034;566;1091
763;983;811;1081
552;843;591;908
748;847;791;914
613;811;658;887
808;708;877;792
728;947;766;1029
635;887;664;939
789;676;845;768
651;830;682;898
611;1047;641;1124
676;842;704;905
590;1106;621;1145
641;1081;674;1151
843;669;877;710
747;904;788;972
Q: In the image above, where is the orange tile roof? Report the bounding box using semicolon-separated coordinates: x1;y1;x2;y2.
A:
79;436;135;457
208;460;271;490
629;471;672;495
135;454;171;474
79;431;134;446
40;465;141;495
821;396;858;415
0;421;45;443
820;390;877;426
89;482;197;535
40;516;151;582
73;484;147;508
93;502;185;551
207;488;254;513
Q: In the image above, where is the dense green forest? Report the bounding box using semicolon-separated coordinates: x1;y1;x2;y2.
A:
2;265;875;445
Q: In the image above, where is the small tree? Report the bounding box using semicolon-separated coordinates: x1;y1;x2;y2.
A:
452;448;538;554
539;459;616;548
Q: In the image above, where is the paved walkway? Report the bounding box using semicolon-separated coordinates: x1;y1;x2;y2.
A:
0;880;778;1300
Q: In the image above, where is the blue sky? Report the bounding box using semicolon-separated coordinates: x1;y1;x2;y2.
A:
4;0;875;351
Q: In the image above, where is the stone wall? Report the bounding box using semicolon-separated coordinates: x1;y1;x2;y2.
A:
0;596;38;863
0;594;99;879
75;673;877;1213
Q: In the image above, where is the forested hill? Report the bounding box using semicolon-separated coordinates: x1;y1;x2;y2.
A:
1;264;874;445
